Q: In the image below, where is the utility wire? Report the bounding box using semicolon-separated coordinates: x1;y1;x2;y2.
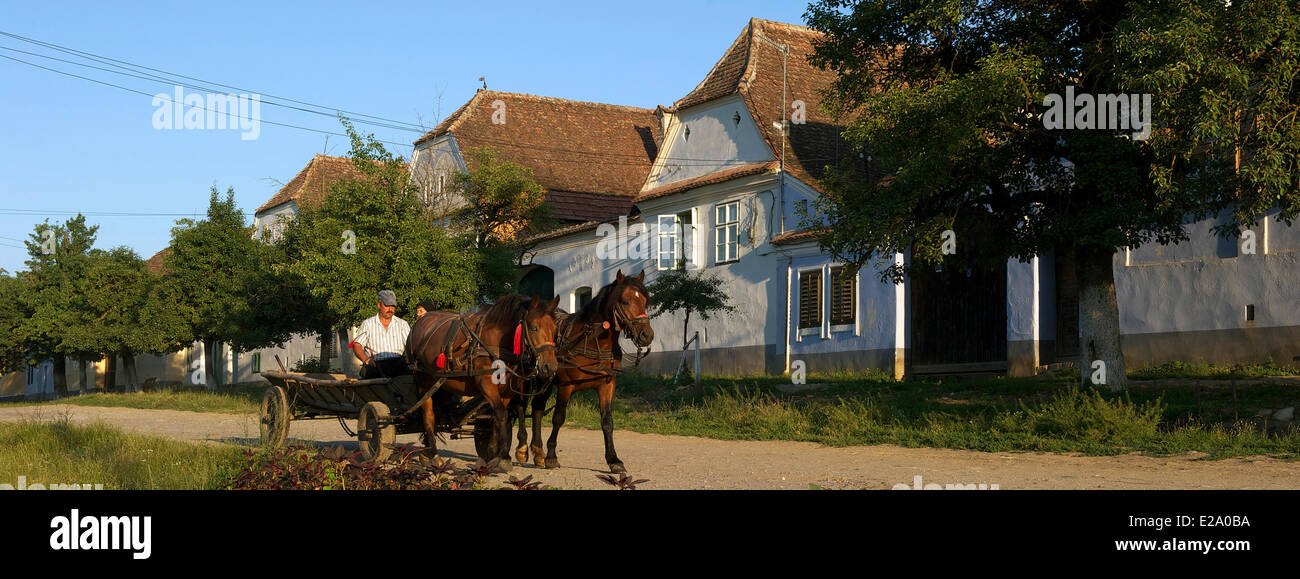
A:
0;30;429;132
0;31;851;167
0;53;415;149
0;44;426;134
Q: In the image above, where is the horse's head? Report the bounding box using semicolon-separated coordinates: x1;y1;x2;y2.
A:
521;294;561;379
612;269;654;348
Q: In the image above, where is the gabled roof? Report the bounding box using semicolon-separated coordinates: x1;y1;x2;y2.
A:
670;18;857;195
255;155;375;214
636;161;778;203
413;90;662;222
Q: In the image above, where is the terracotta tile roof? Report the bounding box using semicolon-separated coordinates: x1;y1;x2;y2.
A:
545;190;635;223
524;214;645;245
771;227;828;245
255;155;384;214
146;248;171;275
414;90;662;221
672;18;860;194
635;161;778;203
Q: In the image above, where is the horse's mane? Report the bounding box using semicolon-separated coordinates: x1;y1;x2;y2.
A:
480;293;533;327
578;276;649;323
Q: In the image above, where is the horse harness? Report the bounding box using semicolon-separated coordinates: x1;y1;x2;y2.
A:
554;304;650;377
404;307;555;403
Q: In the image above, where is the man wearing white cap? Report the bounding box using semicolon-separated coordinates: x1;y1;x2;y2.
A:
352;289;412;379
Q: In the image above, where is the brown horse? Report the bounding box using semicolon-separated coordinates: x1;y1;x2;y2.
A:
406;294;560;473
513;270;654;474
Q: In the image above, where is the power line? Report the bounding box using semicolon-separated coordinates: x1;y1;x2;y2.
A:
0;53;415;149
0;44;427;134
0;208;246;217
0;30;430;133
0;31;850;168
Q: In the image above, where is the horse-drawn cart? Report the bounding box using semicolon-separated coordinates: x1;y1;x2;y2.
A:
258;370;496;462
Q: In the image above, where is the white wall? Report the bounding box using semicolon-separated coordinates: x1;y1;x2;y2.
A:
1118;213;1300;334
646;95;775;189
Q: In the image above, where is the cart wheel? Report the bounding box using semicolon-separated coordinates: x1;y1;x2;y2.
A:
358;401;396;462
473;417;499;462
260;386;290;448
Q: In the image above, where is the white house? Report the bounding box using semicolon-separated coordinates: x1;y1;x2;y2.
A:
421;18;1300;379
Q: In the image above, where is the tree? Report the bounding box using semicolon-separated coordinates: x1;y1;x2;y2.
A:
276;121;491;364
80;247;188;392
21;215;99;395
1113;0;1300;233
803;0;1300;389
0;270;31;374
449;146;554;249
165;187;264;389
646;269;738;350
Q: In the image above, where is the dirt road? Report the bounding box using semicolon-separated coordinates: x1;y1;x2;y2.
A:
3;404;1297;489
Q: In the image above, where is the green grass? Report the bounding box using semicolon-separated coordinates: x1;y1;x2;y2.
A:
1129;359;1300;380
1;383;263;414
558;370;1300;459
0;417;243;489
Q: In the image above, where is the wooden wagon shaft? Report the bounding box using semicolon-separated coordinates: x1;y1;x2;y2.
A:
260;371;394;387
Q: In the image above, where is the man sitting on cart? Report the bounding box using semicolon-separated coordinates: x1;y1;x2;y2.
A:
352;289;412;379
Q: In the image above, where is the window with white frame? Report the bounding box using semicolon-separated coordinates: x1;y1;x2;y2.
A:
657;210;694;270
714;201;739;264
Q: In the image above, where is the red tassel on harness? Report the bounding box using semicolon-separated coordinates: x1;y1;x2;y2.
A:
602;321;610;329
435;353;446;369
513;324;523;355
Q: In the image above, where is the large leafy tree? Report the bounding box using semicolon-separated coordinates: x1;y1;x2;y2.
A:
450;146;554;249
804;0;1300;389
1114;0;1300;232
21;215;99;395
0;270;31;374
165;187;266;389
276;121;490;363
80;247;189;391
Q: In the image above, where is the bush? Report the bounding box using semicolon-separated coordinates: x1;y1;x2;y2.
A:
290;356;333;373
222;443;538;490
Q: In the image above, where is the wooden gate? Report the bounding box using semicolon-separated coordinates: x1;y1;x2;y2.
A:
910;261;1007;373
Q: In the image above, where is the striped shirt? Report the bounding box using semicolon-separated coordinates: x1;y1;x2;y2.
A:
355;314;411;360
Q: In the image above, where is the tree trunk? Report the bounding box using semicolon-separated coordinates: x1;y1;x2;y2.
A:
79;355;91;393
682;310;692;350
1076;245;1128;390
122;353;139;393
52;357;66;397
203;338;218;390
319;328;332;371
105;355;117;393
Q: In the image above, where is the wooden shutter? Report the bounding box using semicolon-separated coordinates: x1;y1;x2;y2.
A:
798;271;822;329
830;267;855;326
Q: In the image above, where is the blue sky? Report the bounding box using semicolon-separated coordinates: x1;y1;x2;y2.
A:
0;0;813;273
